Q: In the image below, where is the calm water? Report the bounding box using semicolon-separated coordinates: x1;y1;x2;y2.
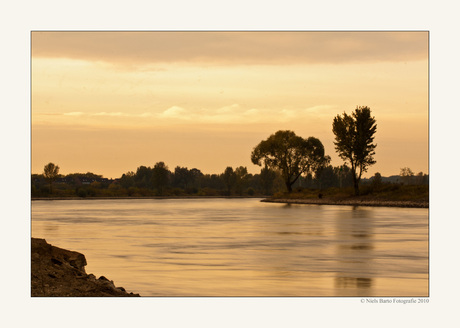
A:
31;198;429;297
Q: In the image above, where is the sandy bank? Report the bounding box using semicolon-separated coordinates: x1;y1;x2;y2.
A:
31;238;140;297
262;198;428;208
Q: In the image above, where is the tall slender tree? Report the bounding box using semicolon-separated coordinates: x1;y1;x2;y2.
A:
332;106;377;195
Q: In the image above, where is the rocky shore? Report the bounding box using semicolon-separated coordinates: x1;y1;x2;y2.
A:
262;198;428;208
31;238;140;297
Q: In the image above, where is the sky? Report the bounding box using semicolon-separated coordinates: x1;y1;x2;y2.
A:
31;31;428;178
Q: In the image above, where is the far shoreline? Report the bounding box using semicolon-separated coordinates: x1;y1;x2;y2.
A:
262;198;428;208
31;195;428;208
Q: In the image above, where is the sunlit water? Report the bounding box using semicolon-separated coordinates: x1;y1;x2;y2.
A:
31;198;428;297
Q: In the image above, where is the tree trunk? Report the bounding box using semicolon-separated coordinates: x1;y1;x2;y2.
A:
351;168;359;196
286;181;292;193
353;181;360;196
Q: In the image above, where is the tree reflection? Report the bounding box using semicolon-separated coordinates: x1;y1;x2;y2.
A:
334;207;375;295
335;277;372;288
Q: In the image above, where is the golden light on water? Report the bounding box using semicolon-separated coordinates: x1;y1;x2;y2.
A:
32;199;428;297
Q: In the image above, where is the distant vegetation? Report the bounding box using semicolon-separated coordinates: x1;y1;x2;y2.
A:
32;163;280;198
31;161;428;199
32;105;428;201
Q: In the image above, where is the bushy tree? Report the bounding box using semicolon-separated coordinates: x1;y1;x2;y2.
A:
400;167;414;185
43;162;60;194
234;166;249;195
173;166;192;189
316;164;337;189
120;171;135;189
251;130;327;192
332;106;377;195
372;172;382;189
222;167;237;195
135;166;154;189
152;162;170;195
259;165;277;195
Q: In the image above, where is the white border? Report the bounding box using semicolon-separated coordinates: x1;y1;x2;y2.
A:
2;0;457;327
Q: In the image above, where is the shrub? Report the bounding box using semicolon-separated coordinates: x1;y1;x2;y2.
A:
77;188;87;198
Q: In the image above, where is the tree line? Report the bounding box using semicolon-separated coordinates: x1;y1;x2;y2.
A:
32;162;284;198
32;106;428;198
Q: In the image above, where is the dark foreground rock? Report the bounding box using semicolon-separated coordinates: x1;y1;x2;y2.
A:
31;238;140;297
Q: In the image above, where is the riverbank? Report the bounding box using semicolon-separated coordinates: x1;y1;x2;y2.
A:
31;195;262;201
262;198;428;208
31;238;140;297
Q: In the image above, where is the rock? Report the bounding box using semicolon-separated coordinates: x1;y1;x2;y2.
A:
31;238;140;297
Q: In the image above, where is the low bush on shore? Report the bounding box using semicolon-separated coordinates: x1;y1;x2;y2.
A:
273;184;428;203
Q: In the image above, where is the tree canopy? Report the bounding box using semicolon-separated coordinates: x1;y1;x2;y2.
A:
251;130;327;192
152;162;170;195
332;106;377;195
43;162;60;193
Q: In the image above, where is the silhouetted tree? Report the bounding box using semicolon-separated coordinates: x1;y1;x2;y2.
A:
135;166;154;189
332;106;377;195
222;167;237;195
259;165;277;195
400;167;414;185
173;166;192;189
152;162;170;195
312;155;331;189
372;172;382;189
316;164;337;189
43;162;60;194
189;168;203;189
415;171;429;185
251;130;327;192
234;166;249;195
120;171;135;189
334;164;353;188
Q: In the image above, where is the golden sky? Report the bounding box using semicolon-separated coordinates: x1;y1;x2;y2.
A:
31;31;428;178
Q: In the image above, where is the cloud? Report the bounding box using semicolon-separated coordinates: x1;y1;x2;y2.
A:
303;105;338;115
63;112;85;116
32;31;428;66
216;104;240;114
91;112;124;116
244;108;259;116
160;106;189;119
54;104;353;125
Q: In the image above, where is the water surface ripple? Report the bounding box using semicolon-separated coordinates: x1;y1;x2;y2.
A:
32;198;428;296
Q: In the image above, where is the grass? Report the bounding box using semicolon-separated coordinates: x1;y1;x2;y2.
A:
273;184;429;203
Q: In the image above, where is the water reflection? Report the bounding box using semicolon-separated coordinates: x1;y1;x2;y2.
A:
32;199;429;296
335;277;373;288
334;207;374;295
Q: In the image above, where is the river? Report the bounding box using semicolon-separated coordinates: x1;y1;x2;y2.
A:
31;198;429;297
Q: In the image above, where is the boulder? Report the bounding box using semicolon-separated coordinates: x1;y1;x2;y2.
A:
31;238;140;297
